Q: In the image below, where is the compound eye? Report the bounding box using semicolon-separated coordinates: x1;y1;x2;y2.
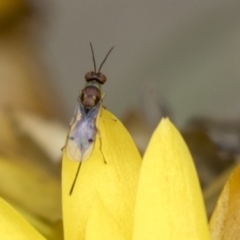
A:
99;73;107;84
85;72;92;81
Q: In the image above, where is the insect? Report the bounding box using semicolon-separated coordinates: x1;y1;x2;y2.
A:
65;42;114;195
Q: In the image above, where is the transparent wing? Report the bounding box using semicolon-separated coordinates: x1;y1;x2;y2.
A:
65;103;100;162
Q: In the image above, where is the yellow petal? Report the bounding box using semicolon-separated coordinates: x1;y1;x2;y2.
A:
62;107;141;240
133;118;209;240
209;165;240;239
0;156;61;223
85;194;125;240
0;197;46;240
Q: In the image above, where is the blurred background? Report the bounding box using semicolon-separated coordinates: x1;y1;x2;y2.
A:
1;0;240;239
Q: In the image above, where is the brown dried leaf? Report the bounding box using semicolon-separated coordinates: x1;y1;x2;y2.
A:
209;164;240;239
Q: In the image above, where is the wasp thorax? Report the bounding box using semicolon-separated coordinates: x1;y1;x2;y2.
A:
80;86;101;109
85;71;107;84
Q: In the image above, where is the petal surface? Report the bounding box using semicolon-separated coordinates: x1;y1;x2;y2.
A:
0;197;46;240
85;194;125;240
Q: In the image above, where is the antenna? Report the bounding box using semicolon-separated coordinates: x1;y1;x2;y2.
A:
98;46;114;73
89;42;97;72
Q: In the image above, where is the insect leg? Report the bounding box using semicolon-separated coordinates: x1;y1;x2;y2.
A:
96;128;107;164
69;160;82;195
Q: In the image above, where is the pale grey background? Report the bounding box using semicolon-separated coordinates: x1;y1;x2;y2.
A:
36;0;240;127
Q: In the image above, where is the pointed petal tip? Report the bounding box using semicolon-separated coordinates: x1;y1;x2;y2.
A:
134;117;210;240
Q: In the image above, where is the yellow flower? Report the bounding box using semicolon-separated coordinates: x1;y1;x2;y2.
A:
62;107;142;240
2;106;240;239
62;108;210;239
